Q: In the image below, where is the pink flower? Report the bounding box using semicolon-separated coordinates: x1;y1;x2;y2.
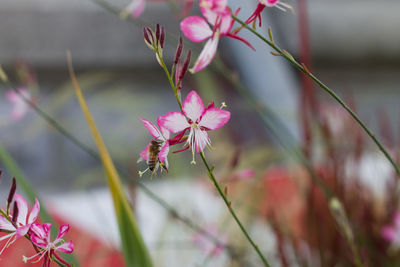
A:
138;117;171;176
0;194;40;254
5;88;31;121
159;90;230;163
180;0;253;73
382;212;400;247
24;223;74;267
193;225;227;257
246;0;293;27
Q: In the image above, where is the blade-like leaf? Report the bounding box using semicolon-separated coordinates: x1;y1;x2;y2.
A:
67;51;153;267
0;143;79;266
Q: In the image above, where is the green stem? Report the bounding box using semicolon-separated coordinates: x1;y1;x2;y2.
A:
232;14;400;179
200;153;270;267
156;50;183;111
155;38;270;265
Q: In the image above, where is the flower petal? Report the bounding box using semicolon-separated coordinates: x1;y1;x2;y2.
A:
182;91;205;122
158;142;169;163
0;216;15;231
199;107;230;130
159;111;189;133
123;0;146;18
28;198;40;225
139;142;151;161
193;128;210;153
55;224;69;242
219;12;233;35
16;224;30;238
180;16;212;43
30;223;46;239
30;234;47;248
14;194;28;225
191;36;219;73
132;0;146;18
57;240;74;253
157;117;170;140
139;117;161;139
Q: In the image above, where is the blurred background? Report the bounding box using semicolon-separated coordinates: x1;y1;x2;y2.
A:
0;0;399;266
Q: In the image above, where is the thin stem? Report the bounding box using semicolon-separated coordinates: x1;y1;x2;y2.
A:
155;38;270;265
156;50;183;111
200;153;270;267
231;14;400;179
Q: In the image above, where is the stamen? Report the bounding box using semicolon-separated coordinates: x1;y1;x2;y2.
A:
139;168;149;177
0;233;16;255
220;102;227;109
22;249;45;263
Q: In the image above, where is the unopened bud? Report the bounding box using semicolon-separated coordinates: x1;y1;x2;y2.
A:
143;27;151;44
174;37;183;65
160;26;165;48
12;203;18;223
179;50;192;81
7;177;17;212
155;24;161;43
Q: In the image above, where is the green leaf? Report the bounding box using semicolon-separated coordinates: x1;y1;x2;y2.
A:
0;143;80;266
68;52;153;267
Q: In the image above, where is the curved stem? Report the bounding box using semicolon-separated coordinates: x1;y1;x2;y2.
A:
156;50;183;112
200;153;270;267
231;14;400;179
155;38;270;265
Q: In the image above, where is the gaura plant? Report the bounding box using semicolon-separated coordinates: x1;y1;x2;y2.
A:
1;0;400;266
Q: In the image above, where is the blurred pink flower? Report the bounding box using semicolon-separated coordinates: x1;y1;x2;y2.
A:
231;169;256;181
24;223;74;266
382;212;400;247
159;90;230;163
0;194;40;254
193;225;227;257
5;88;31;121
121;0;147;18
181;0;253;72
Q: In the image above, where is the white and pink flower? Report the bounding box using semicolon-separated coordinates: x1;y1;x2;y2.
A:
24;223;74;266
180;0;253;73
159;90;230;163
5;88;32;121
0;194;40;254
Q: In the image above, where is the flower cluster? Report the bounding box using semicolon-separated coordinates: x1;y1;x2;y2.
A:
180;0;254;73
177;0;294;72
0;177;74;266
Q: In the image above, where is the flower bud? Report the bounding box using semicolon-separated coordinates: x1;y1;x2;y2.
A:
7;177;17;213
174;37;183;66
160;26;165;48
179;49;191;81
